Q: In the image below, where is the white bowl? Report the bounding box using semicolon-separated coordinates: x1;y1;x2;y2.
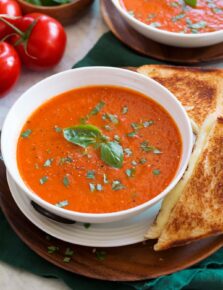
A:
1;67;193;223
112;0;223;48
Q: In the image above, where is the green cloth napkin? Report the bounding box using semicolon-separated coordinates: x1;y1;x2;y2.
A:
1;32;223;290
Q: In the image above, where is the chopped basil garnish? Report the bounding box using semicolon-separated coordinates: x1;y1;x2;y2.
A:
103;173;109;184
95;250;107;261
81;101;105;123
128;10;135;17
59;157;73;165
104;125;112;131
172;13;185;22
54;125;62;133
65;247;74;256
131;160;137;166
131;122;142;130
140;141;160;154
43;158;53;167
127;131;137;138
89;183;95;192
213;7;222;13
148;13;156;20
114;134;120;143
39;176;48;185
112;180;125;191
121;106;128;114
153;169;161;175
87;170;95;179
102;113;119;124
124;148;132;157
143;120;154;127
63;257;71;263
96;184;103;191
47;246;59;254
139;158;147;164
184;0;197;7
125;168;136;177
170;1;180;7
55;200;69;208
84;223;91;229
21;129;32;138
63;176;69;187
150;22;161;28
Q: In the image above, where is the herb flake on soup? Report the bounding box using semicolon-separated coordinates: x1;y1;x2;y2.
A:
120;0;223;33
17;86;182;214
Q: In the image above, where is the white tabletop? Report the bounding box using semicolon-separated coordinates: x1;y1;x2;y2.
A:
0;1;223;289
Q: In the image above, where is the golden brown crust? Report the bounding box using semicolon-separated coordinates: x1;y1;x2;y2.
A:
154;119;223;251
137;65;223;126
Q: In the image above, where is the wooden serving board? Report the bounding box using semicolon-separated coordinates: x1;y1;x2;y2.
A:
100;0;223;65
1;158;223;281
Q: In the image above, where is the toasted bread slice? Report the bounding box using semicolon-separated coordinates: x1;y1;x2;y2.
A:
154;116;223;251
145;113;216;240
137;65;223;126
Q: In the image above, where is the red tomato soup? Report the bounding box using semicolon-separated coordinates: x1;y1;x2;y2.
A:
120;0;223;33
17;86;182;214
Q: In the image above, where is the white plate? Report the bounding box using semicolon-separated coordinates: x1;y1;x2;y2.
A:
7;171;161;248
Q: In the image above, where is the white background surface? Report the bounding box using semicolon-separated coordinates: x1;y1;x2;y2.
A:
0;1;223;289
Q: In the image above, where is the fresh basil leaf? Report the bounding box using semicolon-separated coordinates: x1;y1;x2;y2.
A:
100;142;123;168
41;0;70;6
184;0;197;7
25;0;42;6
63;124;104;148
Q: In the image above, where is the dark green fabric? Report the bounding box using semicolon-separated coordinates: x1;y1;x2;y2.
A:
1;32;223;290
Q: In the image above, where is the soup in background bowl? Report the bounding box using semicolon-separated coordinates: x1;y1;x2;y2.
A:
112;0;223;47
1;67;193;223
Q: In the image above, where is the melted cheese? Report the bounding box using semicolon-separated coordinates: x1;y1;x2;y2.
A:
145;114;216;239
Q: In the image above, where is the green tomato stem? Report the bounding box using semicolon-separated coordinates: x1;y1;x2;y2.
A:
0;17;24;37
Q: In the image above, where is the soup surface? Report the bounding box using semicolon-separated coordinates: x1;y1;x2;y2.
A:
17;86;182;213
120;0;223;33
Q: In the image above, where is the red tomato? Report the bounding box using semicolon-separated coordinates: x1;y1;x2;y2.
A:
0;41;21;97
12;13;66;71
0;0;22;40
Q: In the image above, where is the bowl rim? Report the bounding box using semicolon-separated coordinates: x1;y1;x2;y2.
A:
17;0;84;10
1;67;193;220
112;0;223;38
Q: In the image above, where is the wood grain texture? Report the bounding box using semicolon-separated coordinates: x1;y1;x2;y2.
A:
17;0;94;26
1;157;223;281
100;0;223;65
